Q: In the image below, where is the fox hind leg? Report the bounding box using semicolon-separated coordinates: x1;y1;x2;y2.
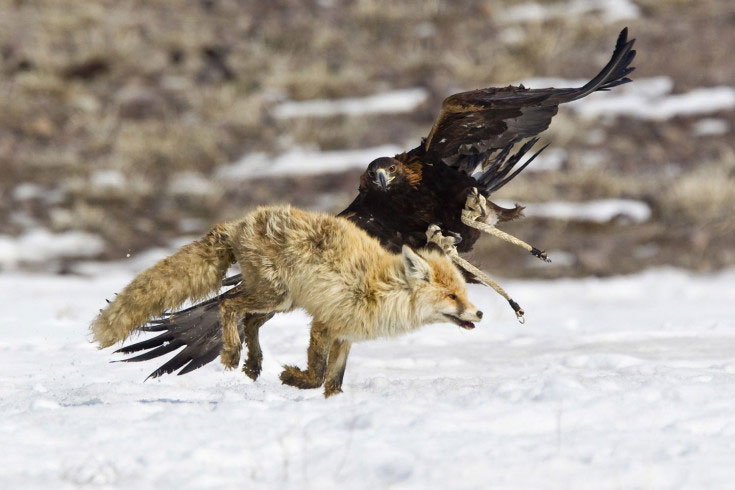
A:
219;286;287;369
323;339;352;398
280;320;331;390
241;313;273;380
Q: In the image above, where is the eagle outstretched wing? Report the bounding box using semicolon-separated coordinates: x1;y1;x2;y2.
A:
423;27;636;191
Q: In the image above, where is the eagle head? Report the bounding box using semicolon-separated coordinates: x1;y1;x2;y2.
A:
364;157;420;192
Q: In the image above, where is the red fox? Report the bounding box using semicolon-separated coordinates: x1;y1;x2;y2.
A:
91;205;482;397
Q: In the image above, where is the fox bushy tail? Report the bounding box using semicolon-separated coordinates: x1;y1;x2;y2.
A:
91;224;235;348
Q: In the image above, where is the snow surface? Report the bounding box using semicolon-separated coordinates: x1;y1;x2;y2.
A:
12;183;46;201
519;76;735;121
273;88;428;119
216;145;402;180
2;264;735;489
90;170;128;191
573;85;735;121
495;199;652;224
0;230;106;270
692;118;730;137
515;147;567;173
497;0;640;24
166;172;219;197
221;77;733;184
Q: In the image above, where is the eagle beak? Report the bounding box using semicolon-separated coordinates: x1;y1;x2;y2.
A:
375;168;390;190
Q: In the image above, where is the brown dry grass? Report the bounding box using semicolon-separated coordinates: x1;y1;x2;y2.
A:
0;0;733;274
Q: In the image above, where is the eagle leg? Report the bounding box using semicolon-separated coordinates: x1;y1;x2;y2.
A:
463;189;551;263
426;224;461;253
425;224;525;323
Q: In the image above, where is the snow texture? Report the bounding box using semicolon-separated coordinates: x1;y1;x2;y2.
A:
0;230;106;270
1;264;734;489
497;0;640;24
520;76;735;121
12;183;46;201
573;85;735;121
273;88;428;119
167;172;219;197
90;170;128;191
526;147;566;172
215;77;732;184
692;118;729;137
216;144;403;180
221;77;732;184
495;199;652;224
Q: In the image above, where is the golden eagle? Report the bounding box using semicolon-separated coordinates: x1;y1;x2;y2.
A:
116;28;636;378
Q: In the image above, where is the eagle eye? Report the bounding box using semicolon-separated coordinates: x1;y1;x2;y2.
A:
368;170;375;177
389;165;396;172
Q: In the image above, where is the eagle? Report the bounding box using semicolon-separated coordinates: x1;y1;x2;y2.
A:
116;28;636;378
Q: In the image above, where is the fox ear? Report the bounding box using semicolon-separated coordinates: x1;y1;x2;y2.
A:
401;246;431;283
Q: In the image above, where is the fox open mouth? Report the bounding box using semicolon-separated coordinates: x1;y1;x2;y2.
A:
443;314;475;330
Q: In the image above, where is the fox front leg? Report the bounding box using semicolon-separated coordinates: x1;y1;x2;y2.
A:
323;339;352;398
220;297;244;369
280;320;331;390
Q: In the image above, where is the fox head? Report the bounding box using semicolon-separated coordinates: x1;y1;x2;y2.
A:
401;246;483;329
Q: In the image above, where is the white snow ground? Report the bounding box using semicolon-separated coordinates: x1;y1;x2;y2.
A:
1;264;734;489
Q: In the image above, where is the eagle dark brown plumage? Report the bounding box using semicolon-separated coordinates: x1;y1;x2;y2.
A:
116;28;636;378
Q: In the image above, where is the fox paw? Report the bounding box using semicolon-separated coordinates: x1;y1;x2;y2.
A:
220;345;241;370
323;380;344;398
280;365;322;389
242;357;262;381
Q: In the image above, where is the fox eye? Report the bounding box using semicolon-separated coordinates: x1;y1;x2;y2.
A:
389;165;396;172
447;294;457;300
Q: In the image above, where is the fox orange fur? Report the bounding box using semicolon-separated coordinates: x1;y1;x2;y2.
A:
91;205;482;397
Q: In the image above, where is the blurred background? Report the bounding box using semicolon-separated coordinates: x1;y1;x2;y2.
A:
1;0;733;278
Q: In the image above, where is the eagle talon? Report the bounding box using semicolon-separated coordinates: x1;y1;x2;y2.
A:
447;230;462;245
464;189;489;221
425;225;459;255
427;224;443;237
